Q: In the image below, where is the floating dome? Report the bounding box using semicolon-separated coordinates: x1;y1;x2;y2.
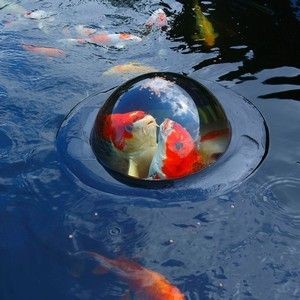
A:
90;73;230;180
57;73;267;200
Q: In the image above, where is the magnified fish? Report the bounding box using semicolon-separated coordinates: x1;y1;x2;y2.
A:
148;118;202;180
72;251;185;300
200;128;230;165
99;111;157;178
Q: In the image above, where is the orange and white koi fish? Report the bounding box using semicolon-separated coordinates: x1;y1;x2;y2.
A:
103;62;158;76
99;111;157;178
22;44;64;57
148;118;203;180
200;128;230;165
145;8;168;29
86;32;142;48
72;251;185;300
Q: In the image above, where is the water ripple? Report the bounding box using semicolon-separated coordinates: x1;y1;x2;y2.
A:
258;177;300;235
64;196;150;257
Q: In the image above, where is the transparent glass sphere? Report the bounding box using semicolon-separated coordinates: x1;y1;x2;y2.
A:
91;73;231;180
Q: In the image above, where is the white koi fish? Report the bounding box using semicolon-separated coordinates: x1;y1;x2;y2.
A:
145;8;168;29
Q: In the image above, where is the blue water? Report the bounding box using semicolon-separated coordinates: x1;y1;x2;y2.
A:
0;0;299;299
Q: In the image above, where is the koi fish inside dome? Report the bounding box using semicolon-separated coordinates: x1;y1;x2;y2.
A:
91;73;231;181
148;118;203;180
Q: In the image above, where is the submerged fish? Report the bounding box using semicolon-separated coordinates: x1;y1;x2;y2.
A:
72;251;185;300
200;128;230;165
149;118;202;179
103;62;157;76
86;32;142;48
22;44;64;57
75;24;97;36
99;111;157;178
191;0;218;47
23;9;53;20
145;8;168;29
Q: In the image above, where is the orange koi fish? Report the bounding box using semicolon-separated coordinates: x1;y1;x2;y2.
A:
148;118;203;179
145;8;168;29
73;251;185;300
87;32;142;46
99;111;157;178
22;44;64;57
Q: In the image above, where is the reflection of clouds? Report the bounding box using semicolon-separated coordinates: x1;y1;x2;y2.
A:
140;77;199;121
141;77;175;96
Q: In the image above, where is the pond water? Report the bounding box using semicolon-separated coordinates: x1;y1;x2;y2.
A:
0;0;299;299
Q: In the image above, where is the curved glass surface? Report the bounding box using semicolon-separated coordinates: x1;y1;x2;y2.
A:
91;73;231;180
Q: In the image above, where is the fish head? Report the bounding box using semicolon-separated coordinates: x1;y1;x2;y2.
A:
162;118;197;159
101;111;157;153
23;9;49;20
145;8;168;29
149;118;201;179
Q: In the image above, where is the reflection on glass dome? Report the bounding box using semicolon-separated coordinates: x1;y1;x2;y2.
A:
91;73;231;180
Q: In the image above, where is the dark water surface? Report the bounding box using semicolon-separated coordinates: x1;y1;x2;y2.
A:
1;0;299;299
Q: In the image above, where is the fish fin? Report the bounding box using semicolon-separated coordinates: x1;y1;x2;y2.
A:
114;257;144;272
92;266;109;275
128;158;139;178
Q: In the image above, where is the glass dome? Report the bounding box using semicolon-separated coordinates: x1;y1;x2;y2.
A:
91;73;231;180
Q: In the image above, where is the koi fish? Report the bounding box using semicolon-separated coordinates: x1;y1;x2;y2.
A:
75;24;97;36
199;128;230;165
145;8;168;29
86;32;142;48
103;62;158;76
99;111;157;178
22;44;65;57
72;251;185;300
23;9;53;20
148;118;203;180
191;0;218;47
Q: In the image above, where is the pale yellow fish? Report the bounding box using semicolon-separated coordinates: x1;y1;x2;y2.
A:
103;62;158;76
